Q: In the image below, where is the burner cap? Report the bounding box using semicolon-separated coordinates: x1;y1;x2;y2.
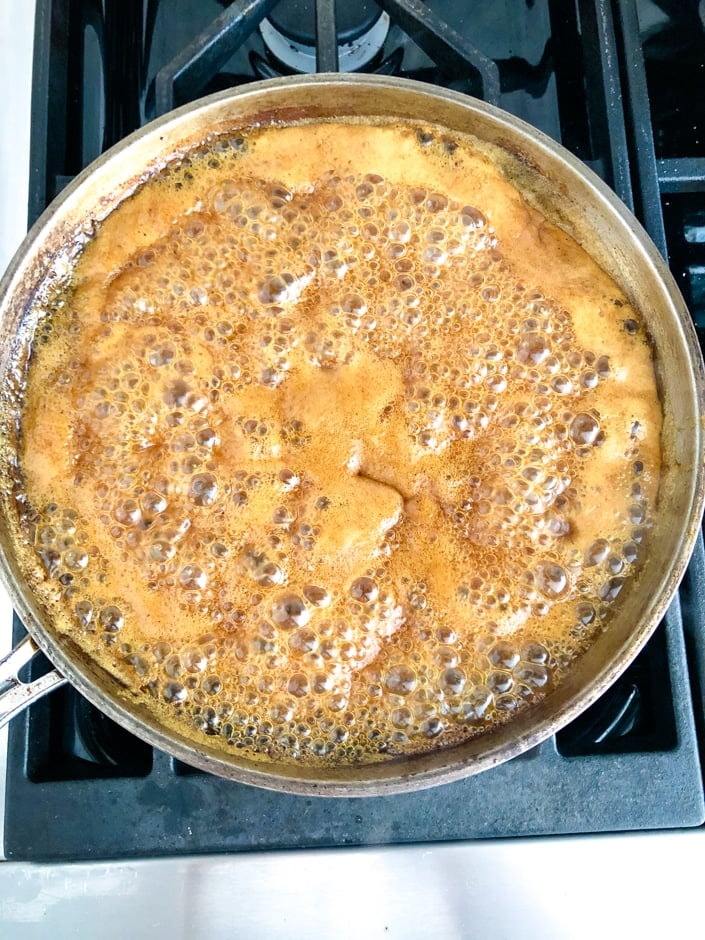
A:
267;0;383;45
260;7;390;74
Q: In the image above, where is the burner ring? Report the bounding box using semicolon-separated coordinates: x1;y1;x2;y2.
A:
259;12;391;74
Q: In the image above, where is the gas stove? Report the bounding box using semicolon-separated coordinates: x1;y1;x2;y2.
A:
1;1;705;934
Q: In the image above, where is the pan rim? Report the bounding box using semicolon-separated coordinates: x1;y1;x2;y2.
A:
0;72;703;796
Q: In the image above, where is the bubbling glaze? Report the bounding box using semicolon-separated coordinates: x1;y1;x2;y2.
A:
10;119;661;765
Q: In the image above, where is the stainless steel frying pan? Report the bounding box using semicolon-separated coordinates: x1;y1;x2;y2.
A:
0;74;702;795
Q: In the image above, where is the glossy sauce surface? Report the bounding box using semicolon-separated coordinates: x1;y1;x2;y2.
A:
12;120;661;763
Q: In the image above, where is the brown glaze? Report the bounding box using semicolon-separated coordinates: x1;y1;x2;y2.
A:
10;118;661;766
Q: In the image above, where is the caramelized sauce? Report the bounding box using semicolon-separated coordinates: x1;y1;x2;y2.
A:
9;120;661;764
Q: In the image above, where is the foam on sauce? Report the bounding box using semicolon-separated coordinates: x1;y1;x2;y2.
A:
10;120;661;764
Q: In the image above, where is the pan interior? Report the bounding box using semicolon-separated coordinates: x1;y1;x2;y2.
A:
0;75;702;794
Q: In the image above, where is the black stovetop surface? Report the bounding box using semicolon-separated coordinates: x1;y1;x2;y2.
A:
5;0;705;861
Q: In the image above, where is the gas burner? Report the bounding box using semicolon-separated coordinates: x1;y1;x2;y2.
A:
267;0;383;45
260;5;390;73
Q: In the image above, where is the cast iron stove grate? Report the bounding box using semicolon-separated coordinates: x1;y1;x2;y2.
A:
5;0;705;861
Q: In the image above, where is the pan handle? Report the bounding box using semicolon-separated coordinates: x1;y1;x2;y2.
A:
0;635;68;729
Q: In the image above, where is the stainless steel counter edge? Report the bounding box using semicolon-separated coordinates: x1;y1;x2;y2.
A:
0;831;700;938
